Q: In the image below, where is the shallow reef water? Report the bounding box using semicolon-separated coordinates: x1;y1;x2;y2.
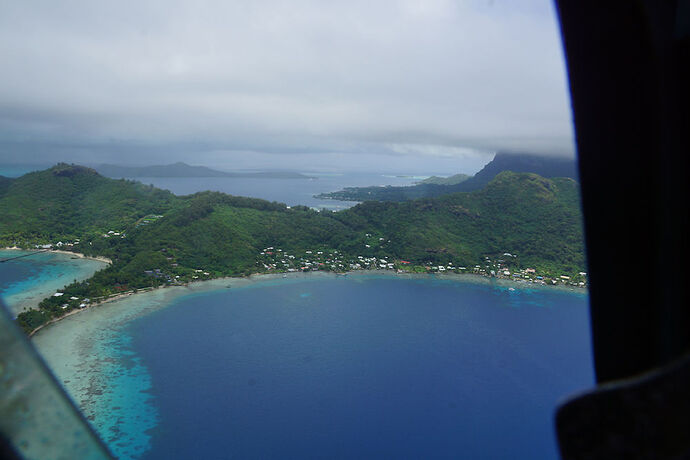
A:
31;272;591;459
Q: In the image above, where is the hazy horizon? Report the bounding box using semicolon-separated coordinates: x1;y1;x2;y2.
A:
0;0;573;174
0;156;493;177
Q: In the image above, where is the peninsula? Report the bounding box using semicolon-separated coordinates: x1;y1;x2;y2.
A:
0;163;586;334
316;152;579;202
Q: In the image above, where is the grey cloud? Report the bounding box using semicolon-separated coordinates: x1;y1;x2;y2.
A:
0;0;574;170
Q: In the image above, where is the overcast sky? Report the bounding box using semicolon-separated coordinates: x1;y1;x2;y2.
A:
0;0;573;174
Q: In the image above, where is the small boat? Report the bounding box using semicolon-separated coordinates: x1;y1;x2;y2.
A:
283;274;287;278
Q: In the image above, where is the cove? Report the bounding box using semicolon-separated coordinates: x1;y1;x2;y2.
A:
0;249;108;317
123;274;592;459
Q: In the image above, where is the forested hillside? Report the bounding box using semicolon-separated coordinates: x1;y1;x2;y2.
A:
337;172;583;273
0;164;179;243
1;164;585;333
316;152;578;202
417;173;470;185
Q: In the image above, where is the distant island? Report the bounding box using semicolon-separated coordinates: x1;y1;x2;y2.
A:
416;173;471;186
316;153;578;202
95;162;313;179
0;162;586;334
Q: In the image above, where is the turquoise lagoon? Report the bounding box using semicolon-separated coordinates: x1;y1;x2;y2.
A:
0;249;108;317
33;273;593;460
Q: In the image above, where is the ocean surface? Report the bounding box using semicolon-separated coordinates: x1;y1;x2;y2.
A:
0;164;49;177
115;173;422;210
0;249;107;316
0;165;426;210
54;274;592;460
4;165;592;458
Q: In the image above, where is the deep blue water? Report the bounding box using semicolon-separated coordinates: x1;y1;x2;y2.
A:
126;276;592;459
121;173;422;210
0;253;37;287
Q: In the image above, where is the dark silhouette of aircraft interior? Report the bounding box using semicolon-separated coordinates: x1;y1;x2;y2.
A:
1;1;689;458
555;0;690;458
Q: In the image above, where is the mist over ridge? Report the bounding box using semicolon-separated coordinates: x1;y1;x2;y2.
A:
0;1;573;173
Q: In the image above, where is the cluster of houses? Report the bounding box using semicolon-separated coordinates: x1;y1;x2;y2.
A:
257;247;401;273
257;247;350;272
45;244;586;316
426;253;588;287
34;239;80;249
101;230;125;238
143;268;174;282
32;230;124;249
52;292;90;309
257;247;588;288
30;216;154;250
143;267;212;283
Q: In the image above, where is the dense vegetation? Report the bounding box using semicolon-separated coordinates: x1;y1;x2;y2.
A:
317;152;579;202
1;164;585;333
0;164;180;244
336;172;584;272
417;173;470;185
0;175;13;195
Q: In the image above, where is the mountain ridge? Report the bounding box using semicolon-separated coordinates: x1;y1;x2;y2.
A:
316;152;578;202
416;173;471;186
0;164;585;333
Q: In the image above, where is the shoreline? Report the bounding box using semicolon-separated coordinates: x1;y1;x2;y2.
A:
28;290;136;337
1;247;113;265
31;269;586;339
30;268;589;460
30;271;327;338
48;249;113;265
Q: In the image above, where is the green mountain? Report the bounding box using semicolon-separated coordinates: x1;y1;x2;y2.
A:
0;175;13;196
95;162;311;179
1;164;585;333
0;164;179;243
316;152;578;202
417;173;470;186
338;171;584;272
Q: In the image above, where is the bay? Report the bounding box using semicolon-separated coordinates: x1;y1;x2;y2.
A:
0;166;425;209
121;173;422;210
3;165;592;458
122;275;592;460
